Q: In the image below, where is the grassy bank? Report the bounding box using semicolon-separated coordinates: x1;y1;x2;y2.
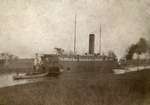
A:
0;70;148;105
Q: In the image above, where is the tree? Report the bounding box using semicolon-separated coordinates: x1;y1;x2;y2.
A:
124;37;149;71
136;38;148;54
125;37;148;60
125;44;138;60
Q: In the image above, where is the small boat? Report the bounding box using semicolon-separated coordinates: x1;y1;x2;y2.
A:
13;72;49;80
112;67;128;74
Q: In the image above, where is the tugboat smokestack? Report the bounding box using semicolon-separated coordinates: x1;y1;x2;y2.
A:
89;34;95;54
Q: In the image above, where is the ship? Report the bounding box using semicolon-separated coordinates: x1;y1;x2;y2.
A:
35;16;118;75
38;34;118;75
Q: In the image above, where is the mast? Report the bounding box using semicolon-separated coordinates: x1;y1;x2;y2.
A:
99;24;102;55
74;14;77;54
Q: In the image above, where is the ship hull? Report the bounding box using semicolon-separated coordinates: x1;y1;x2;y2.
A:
60;60;118;73
40;54;118;75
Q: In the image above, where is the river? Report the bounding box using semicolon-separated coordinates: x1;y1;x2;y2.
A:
1;66;149;88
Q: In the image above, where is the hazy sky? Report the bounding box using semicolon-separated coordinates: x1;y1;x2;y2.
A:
0;0;150;58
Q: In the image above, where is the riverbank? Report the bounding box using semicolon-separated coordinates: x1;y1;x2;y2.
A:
0;69;149;105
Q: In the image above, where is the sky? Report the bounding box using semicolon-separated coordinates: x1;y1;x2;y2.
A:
0;0;150;58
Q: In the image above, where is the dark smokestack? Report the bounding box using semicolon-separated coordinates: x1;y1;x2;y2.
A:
89;34;95;54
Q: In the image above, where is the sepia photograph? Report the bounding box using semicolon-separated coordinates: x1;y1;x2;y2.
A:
0;0;150;105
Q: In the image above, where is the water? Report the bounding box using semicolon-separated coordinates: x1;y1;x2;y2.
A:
1;65;149;88
0;73;45;88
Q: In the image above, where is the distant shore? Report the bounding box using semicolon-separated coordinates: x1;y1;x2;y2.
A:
0;58;33;74
0;67;33;75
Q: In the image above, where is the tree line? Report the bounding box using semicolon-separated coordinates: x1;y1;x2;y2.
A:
125;37;149;60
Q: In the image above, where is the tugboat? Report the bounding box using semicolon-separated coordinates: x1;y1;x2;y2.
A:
13;54;62;80
40;54;63;76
